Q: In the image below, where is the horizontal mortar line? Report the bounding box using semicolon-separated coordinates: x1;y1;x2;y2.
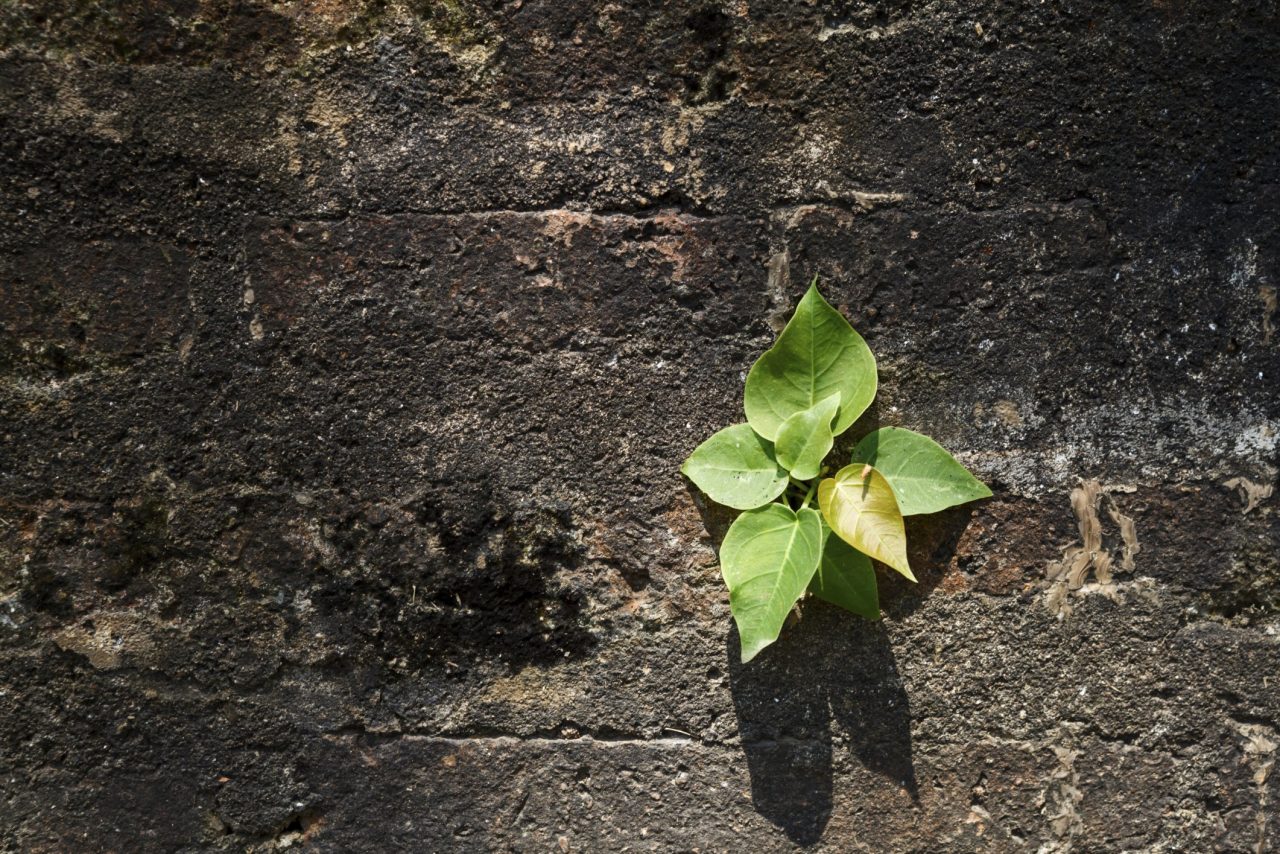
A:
12;194;1089;234
8;199;1099;241
329;732;699;748
255;196;931;223
328;728;837;750
227;195;1096;232
772;193;911;214
261;206;751;223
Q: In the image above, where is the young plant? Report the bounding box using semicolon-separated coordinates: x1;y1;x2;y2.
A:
682;278;990;662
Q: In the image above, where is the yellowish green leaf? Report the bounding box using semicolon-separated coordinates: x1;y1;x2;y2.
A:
818;464;915;581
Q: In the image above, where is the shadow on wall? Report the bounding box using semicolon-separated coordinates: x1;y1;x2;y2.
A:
727;614;918;845
722;497;974;844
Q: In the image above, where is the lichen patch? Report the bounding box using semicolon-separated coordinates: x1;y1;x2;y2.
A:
1045;480;1144;617
53;611;158;670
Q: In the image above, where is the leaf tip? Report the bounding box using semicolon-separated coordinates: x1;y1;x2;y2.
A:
739;638;767;664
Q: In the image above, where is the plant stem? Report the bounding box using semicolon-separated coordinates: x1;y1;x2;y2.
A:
801;480;819;509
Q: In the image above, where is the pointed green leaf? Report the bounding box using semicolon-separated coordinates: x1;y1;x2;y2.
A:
681;423;789;510
851;427;992;515
720;504;824;662
743;280;877;441
774;394;840;480
818;463;915;581
809;530;879;620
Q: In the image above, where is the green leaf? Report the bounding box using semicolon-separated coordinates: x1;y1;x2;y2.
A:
809;529;879;620
720;504;824;662
774;394;840;480
681;423;789;510
743;279;877;441
851;427;992;515
818;463;915;581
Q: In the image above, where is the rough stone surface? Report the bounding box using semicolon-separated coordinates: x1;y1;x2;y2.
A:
2;1;1279;851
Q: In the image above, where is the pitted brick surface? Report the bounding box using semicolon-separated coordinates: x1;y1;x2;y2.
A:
2;2;1278;851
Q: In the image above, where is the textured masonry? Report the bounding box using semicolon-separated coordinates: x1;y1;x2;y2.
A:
1;2;1278;851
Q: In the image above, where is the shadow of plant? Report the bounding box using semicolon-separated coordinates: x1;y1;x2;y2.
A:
726;620;834;846
727;612;915;845
722;498;975;844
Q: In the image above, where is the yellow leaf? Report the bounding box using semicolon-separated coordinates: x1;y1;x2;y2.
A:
818;464;915;581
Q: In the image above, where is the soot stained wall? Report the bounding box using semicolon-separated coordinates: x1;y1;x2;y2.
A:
1;1;1278;851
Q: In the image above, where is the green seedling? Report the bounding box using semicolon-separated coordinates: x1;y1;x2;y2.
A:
682;278;990;662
